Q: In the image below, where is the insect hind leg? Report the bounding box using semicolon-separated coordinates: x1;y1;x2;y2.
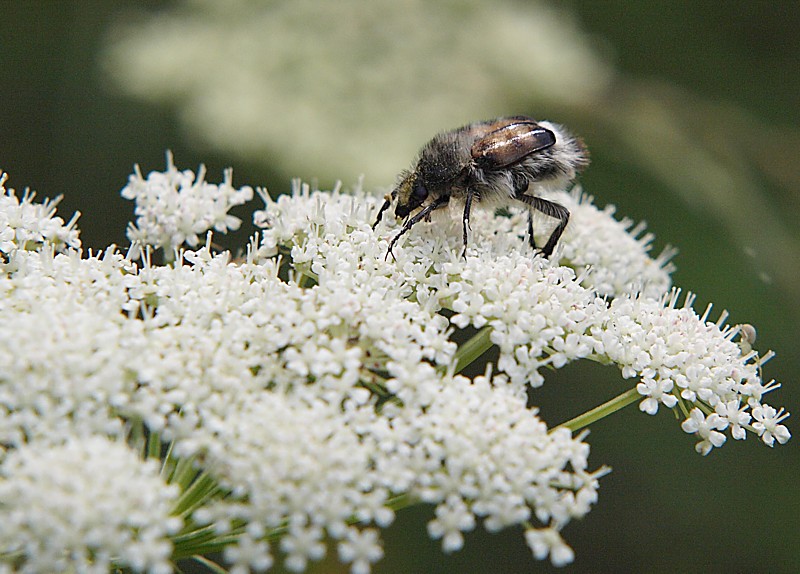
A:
513;192;569;258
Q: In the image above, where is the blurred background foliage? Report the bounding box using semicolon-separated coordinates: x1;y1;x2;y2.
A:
1;1;797;573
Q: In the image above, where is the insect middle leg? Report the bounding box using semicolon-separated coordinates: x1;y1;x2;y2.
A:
461;189;474;258
527;211;536;250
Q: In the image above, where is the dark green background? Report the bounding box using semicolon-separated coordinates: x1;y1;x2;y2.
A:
2;2;797;573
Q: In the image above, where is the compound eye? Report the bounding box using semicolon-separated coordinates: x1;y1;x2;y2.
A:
412;180;428;203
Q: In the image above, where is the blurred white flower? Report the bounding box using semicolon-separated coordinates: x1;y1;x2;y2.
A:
525;526;575;567
0;247;141;450
0;436;182;574
337;528;384;574
102;0;612;185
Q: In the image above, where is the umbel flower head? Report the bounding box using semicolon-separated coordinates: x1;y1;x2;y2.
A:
0;172;80;258
0;435;182;574
0;159;790;573
121;151;253;259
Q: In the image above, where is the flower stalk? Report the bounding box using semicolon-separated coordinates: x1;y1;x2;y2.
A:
555;387;642;433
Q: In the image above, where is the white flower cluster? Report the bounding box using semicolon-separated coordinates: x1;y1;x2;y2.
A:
0;171;80;257
544;189;676;299
0;247;140;450
257;183;789;456
0;436;182;574
395;372;602;567
122;237;598;570
121;152;253;256
0;163;790;572
606;293;791;454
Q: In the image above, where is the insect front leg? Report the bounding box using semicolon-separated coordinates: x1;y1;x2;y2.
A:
372;191;396;230
385;195;449;260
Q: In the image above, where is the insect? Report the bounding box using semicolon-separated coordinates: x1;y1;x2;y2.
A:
373;116;589;259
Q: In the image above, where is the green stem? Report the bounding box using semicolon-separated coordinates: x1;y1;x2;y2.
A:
128;418;145;457
296;270;311;288
169;455;200;491
294;264;319;288
188;556;228;574
146;429;162;460
172;471;223;518
453;326;494;373
554;387;641;433
163;248;176;265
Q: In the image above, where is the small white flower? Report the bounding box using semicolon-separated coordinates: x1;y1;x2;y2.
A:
751;405;791;447
102;0;612;185
525;527;575;567
426;496;476;552
637;377;678;414
280;523;327;572
715;399;752;440
223;533;273;574
681;408;728;455
338;528;384;574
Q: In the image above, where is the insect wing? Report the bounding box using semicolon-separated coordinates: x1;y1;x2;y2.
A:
471;120;556;170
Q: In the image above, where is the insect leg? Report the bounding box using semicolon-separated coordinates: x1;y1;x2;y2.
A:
513;192;569;257
462;189;474;258
386;195;449;260
372;191;396;230
527;210;536;250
